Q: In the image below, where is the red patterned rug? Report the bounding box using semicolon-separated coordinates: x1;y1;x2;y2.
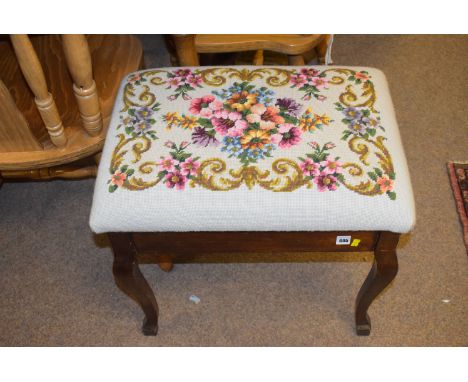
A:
447;162;468;253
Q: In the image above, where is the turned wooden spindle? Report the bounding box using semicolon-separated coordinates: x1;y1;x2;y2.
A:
253;50;264;65
61;35;102;136
10;34;67;148
288;54;305;66
172;34;200;66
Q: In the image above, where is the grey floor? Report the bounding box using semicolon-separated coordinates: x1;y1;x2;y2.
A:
0;35;467;346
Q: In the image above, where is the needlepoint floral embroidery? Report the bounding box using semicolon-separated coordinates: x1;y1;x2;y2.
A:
298;142;344;192
155;141;200;191
161;81;333;167
165;68;203;100
118;104;160;140
108;165;134;193
109;67;397;199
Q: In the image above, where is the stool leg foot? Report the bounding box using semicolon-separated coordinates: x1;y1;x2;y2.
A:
356;314;371;336
108;233;159;336
355;232;399;336
142;317;159;336
158;254;174;272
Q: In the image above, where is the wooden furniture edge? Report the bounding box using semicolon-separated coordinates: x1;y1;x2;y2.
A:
195;34;324;55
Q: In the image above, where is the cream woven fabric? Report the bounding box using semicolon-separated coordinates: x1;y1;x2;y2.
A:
90;66;415;233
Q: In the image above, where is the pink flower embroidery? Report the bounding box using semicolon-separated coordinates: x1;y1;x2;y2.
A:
314;173;338;192
128;73;142;83
110;171;127;187
300;68;320;77
355;71;369;81
211;110;248;137
158;156;179;172
189;95;223;117
164;140;175;148
180;157;200;177
377;176;394;192
320;156;343;175
308;141;319;149
246;104;284;130
273;123;302;148
300;159;320;177
164;171;187;190
174;69;191;78
310;77;329;89
186;74;202;87
324;142;336;150
290;74;308;87
167;77;180;87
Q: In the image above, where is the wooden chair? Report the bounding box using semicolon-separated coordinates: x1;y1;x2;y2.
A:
170;34;332;66
0;34;143;184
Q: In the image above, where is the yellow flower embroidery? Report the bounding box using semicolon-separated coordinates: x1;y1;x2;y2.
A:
240;129;271;150
299;117;320;132
163;112;181;130
299;108;331;132
179;115;198;130
316;114;331;126
227;91;258;112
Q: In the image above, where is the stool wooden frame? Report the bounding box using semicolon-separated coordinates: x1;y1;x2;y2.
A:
108;230;399;336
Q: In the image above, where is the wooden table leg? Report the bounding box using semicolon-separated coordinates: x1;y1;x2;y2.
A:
108;233;159;336
355;231;399;335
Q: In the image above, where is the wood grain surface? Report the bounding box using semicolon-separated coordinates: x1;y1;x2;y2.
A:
0;34;142;170
0;80;42;152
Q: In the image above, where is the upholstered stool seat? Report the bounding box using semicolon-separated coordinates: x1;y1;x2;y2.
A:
90;66;415;233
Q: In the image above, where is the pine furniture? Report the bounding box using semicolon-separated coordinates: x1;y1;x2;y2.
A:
170;34;331;66
0;34;142;183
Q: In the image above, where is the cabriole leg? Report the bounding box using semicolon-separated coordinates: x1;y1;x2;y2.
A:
355;231;399;335
108;232;159;335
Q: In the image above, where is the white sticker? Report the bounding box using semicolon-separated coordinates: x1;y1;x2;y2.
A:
336;236;351;245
